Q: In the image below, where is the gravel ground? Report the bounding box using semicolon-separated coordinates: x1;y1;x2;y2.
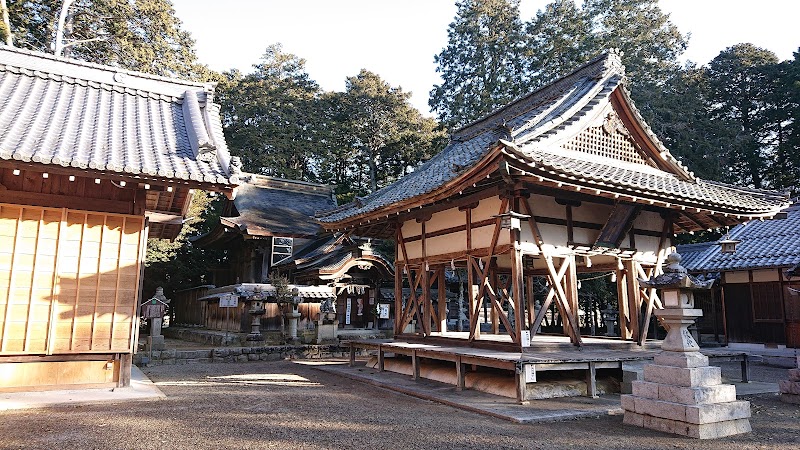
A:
0;361;798;450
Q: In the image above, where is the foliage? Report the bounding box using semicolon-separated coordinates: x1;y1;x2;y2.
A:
4;0;212;80
143;191;226;299
429;0;530;129
217;44;322;180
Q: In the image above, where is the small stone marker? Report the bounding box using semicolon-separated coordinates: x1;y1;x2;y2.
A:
622;253;751;439
778;356;800;404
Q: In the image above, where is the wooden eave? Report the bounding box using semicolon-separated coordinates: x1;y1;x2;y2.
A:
321;143;509;237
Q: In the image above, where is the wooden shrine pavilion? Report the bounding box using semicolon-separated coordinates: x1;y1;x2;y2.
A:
317;50;790;353
0;47;236;391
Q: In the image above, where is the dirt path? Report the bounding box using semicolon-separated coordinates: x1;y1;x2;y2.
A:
0;361;798;449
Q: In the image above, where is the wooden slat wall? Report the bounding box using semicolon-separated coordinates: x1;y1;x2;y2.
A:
0;203;144;355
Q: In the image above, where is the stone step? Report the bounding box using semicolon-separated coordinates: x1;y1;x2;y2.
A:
643;364;721;387
631;380;736;405
622;395;750;425
654;352;708;368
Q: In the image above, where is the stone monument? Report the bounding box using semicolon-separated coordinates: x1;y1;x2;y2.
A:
622;253;751;439
778;356;800;404
316;296;339;344
142;287;170;351
285;288;303;343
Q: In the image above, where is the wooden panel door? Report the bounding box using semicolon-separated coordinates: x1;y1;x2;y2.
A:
785;282;800;348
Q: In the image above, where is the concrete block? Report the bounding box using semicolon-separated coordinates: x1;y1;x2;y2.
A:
778;379;800;395
644;364;721;387
621;394;636;411
658;384;736;405
631;381;659;400
788;368;800;382
779;393;800;404
654;351;709;368
633;397;687;422
685;401;751;424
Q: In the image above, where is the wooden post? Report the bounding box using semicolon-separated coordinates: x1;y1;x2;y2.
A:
118;353;133;387
490;267;499;334
616;266;631;339
437;266;447;333
566;254;579;340
395;227;404;335
464;206;480;341
421;220;431;336
456;357;465;391
510;196;525;347
526;274;535;330
516;363;528;405
586;361;597;398
349;344;356;367
411;349;420;380
625;259;641;342
378;346;385;372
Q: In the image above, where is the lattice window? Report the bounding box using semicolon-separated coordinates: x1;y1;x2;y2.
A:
271;237;293;266
751;282;784;323
562;124;653;166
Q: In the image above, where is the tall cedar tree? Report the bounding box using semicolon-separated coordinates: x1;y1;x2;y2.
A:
429;0;529;129
217;44;322;181
4;0;210;80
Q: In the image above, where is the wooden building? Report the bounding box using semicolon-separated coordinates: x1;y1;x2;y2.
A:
317;51;790;352
180;175;392;333
679;201;800;348
0;47;235;391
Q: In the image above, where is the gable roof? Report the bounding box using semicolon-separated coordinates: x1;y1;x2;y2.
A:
274;233;393;281
317;51;789;236
679;202;800;272
0;46;234;187
222;174;337;238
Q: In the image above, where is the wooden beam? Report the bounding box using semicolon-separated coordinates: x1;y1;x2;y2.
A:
437;266;447;333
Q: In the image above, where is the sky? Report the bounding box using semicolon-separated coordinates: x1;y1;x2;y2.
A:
170;0;800;115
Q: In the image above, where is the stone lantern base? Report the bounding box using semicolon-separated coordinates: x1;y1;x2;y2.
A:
622;351;751;439
778;357;800;404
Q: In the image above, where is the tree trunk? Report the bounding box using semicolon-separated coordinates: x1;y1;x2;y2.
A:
367;147;378;193
0;0;12;46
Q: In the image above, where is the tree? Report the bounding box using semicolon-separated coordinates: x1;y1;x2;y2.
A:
582;0;687;86
0;0;11;45
217;44;322;180
429;0;529;129
704;44;779;189
5;0;210;79
525;0;594;86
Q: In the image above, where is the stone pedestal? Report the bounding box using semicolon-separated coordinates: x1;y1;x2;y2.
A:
779;357;800;404
316;318;339;344
623;252;751;439
148;334;166;351
286;309;301;342
622;351;751;438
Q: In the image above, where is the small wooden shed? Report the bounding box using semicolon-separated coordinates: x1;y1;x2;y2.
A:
317;50;790;352
0;47;235;391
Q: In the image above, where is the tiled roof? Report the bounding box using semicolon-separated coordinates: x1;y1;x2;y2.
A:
0;46;234;185
275;233;394;279
318;51;788;226
221;173;336;238
678;203;800;272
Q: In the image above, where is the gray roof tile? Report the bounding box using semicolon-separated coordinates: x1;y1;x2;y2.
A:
0;46;233;185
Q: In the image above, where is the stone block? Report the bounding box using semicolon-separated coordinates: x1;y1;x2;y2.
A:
640;414;751;439
161;349;176;359
633;397;688;422
644;364;721;387
658;384;736;405
788;368;800;382
236;355;248;362
621;394;636;411
778;379;800;395
654;351;709;368
779;393;800;404
623;411;644;427
685;401;751;424
631;381;659;399
247;353;258;361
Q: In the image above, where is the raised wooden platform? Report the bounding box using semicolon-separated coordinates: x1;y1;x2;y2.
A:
346;335;750;404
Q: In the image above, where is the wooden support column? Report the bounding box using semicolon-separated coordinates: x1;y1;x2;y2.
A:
437;266;447;333
411;350;420;380
462;204;480;341
516;363;529;405
624;259;642;342
456;357;466;391
526;274;535;330
616;264;631;339
586;361;597;398
510;194;525;347
490;267;500;335
378;346;385;371
420;220;431;336
118;353;132;387
565;255;579;339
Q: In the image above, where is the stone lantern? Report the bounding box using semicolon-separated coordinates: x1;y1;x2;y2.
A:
285;287;303;342
717;236;740;254
244;286;266;342
622;252;751;439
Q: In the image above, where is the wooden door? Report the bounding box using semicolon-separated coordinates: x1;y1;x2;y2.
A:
785;282;800;348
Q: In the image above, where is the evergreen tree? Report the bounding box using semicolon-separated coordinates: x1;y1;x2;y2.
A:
4;0;209;80
525;0;594;86
217;44;322;181
704;44;779;189
429;0;529;129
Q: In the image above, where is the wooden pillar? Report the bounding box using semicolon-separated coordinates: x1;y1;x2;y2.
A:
411;349;420;380
624;259;641;342
516;363;529;405
490;267;499;335
118;353;132;387
437;266;447;333
378;346;385;371
421;220;431;336
456;357;465;391
464;205;480;341
511;196;525;347
566;254;579;340
394;227;404;335
616;264;631;339
586;361;597;398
